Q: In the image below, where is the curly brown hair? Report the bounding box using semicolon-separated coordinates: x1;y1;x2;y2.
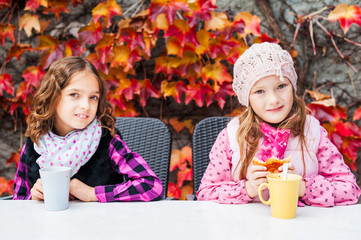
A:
233;92;310;179
26;56;115;145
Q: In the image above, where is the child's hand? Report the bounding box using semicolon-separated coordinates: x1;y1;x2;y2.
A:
245;165;270;198
69;178;98;202
30;178;44;200
278;162;296;174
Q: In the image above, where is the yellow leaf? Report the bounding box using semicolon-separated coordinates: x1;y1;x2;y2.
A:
166;36;182;56
19;13;40;37
195;30;210;55
153;13;169;30
204;12;229;31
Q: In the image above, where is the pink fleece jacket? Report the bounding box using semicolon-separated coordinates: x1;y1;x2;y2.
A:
196;127;361;206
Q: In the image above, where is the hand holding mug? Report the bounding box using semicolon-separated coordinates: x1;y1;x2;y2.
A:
245;165;270;198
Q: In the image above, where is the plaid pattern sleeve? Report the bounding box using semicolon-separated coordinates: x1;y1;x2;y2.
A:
94;134;163;202
13;144;32;200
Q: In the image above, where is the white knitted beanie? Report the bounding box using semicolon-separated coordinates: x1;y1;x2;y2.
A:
232;42;297;107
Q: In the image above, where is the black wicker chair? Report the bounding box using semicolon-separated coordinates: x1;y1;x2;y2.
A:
115;117;171;199
1;117;171;200
192;116;232;197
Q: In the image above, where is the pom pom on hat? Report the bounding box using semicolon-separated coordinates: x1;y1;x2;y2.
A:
232;42;297;107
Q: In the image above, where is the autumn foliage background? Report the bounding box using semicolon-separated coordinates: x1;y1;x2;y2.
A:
1;0;361;199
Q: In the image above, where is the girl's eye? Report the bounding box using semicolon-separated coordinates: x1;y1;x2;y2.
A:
255;90;264;94
278;83;287;89
70;93;79;97
90;96;99;101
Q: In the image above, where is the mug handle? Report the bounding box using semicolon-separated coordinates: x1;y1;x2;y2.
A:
258;182;271;205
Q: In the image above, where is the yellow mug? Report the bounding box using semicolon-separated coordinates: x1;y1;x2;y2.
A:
258;173;302;219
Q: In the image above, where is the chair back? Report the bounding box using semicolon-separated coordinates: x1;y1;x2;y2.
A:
192;116;232;195
115;117;171;199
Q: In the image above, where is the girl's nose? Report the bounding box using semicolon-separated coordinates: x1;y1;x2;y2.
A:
268;91;279;105
79;98;90;110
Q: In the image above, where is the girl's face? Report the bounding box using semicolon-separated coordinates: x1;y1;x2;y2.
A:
249;75;293;124
53;71;100;136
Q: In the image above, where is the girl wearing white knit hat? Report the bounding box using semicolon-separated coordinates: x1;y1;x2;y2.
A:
196;42;360;206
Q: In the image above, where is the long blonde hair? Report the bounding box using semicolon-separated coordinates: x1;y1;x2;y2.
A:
234;92;309;179
26;56;115;145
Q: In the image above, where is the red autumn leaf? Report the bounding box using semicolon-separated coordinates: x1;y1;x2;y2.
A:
36;35;64;68
22;66;46;89
161;80;187;103
185;82;213;107
112;101;139;117
19;13;40;37
328;4;361;34
307;103;346;123
8;97;32;116
164;19;199;47
6;43;33;61
6;149;21;168
176;51;200;77
78;21;104;47
94;33;115;64
138;79;161;106
211;82;234;109
149;0;189;25
115;78;141;101
111;45;142;72
184;0;217;27
341;136;361;163
177;167;193;187
155;56;182;76
234;12;261;37
92;0;122;28
25;0;48;11
108;89;127;110
253;33;279;44
0;23;16;45
43;0;70;21
16;82;34;103
334;121;361;137
353;106;361;121
201;62;232;85
225;43;248;64
64;39;84;57
86;52;109;74
0;73;14;96
167;182;182;199
208;36;237;59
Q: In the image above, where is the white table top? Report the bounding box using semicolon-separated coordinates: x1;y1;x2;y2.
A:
1;200;360;240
